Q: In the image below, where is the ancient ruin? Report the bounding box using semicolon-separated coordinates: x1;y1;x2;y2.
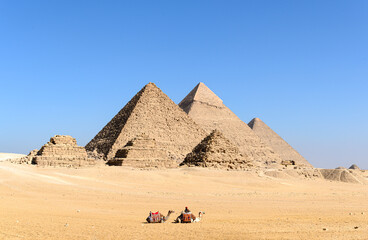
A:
319;168;367;184
180;129;252;170
179;82;282;167
32;135;95;167
86;82;207;163
349;164;360;170
248;117;312;167
107;134;176;168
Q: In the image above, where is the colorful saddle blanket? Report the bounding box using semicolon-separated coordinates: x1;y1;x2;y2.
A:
181;213;192;223
148;211;162;223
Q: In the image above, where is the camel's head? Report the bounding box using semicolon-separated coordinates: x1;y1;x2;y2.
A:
199;211;205;216
168;210;175;214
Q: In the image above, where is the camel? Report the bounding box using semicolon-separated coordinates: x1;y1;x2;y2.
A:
193;211;205;223
146;210;175;223
175;211;205;223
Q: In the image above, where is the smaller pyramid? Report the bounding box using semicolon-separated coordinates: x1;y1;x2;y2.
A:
107;134;175;168
180;130;252;170
349;164;360;170
248;118;312;167
32;135;95;167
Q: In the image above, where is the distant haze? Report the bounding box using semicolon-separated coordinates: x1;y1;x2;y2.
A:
0;1;367;169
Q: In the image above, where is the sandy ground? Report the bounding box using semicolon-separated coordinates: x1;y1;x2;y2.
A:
0;160;367;240
0;153;26;162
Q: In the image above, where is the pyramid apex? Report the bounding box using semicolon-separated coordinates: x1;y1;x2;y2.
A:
145;82;157;88
179;82;223;111
248;117;263;129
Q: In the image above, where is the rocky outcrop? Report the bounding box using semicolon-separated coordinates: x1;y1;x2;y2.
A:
180;130;252;170
32;135;95;167
107;134;175;168
86;82;207;163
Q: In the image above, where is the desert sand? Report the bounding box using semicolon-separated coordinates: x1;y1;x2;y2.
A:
0;153;26;162
0;159;367;240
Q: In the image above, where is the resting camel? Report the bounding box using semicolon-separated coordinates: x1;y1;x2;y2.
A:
175;211;205;223
146;210;175;223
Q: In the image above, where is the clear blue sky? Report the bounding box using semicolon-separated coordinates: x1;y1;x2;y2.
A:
0;0;367;169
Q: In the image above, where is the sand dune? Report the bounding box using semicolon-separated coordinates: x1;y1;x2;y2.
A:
0;161;367;240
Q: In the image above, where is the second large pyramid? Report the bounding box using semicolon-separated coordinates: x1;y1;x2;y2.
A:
179;83;282;166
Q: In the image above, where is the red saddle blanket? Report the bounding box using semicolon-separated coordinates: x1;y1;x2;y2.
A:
182;213;192;223
149;212;161;223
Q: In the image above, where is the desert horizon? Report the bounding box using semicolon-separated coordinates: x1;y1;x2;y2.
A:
1;1;367;239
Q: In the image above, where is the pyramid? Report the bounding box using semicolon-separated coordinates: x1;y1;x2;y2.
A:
32;135;95;167
349;164;360;170
107;134;175;168
248;118;312;167
179;82;282;166
86;83;207;162
180;130;252;170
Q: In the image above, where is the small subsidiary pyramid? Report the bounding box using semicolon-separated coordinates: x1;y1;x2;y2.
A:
248;118;312;167
180;130;252;170
179;82;282;166
86;83;207;162
349;164;360;170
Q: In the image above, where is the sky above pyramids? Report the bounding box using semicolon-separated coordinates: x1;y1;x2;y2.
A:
0;1;367;169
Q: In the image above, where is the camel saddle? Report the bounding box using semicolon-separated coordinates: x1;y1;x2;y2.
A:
149;211;162;223
181;213;192;223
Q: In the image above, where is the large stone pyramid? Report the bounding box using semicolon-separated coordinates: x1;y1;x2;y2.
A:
179;82;282;166
86;82;207;162
248;118;312;167
181;130;252;170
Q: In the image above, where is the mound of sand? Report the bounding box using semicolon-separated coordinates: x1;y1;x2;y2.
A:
0;153;26;162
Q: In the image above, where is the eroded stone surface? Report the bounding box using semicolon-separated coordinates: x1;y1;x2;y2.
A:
86;82;207;163
181;130;252;170
107;134;175;168
32;135;95;167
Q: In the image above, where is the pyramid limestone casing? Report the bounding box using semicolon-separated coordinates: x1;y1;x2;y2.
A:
248;118;312;167
86;83;207;162
32;135;95;167
179;83;282;166
181;130;252;170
